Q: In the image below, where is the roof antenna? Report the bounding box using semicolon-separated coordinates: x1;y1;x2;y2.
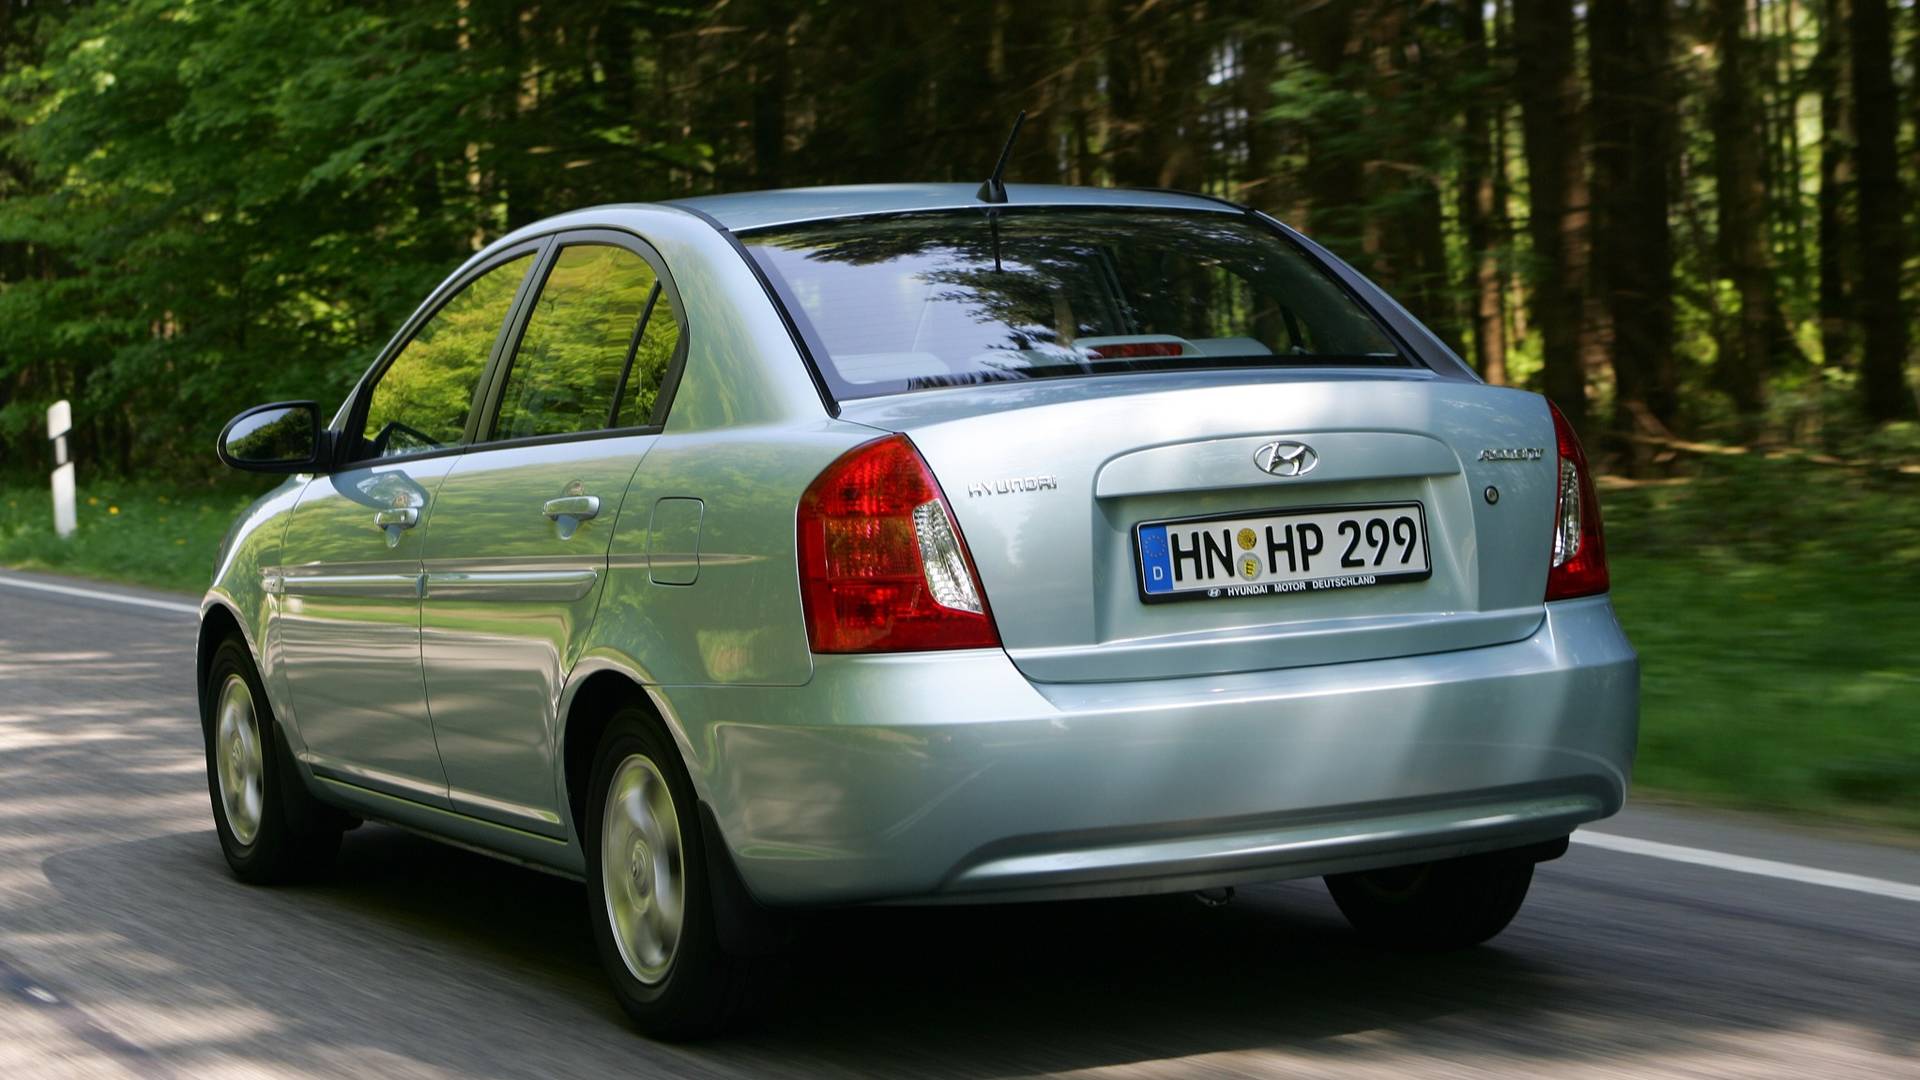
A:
975;110;1027;205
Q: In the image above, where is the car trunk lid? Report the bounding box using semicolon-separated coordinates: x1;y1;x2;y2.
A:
837;370;1557;683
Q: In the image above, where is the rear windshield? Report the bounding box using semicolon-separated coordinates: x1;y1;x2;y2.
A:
741;209;1406;400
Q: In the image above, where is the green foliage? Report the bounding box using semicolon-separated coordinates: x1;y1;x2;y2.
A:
0;0;1912;477
0;0;706;479
498;244;667;440
0;2;444;472
622;290;680;427
365;252;532;455
1265;8;1469;345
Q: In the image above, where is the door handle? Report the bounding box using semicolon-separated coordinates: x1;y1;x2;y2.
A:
373;507;419;529
542;495;601;521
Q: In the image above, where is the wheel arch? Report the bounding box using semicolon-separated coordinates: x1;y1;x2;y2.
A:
197;598;302;750
195;600;249;721
558;664;700;845
558;661;782;950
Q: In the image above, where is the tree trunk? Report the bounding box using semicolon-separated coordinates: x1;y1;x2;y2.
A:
1102;0;1152;187
1294;2;1364;254
1815;0;1856;370
1632;0;1679;431
1391;14;1460;349
1493;0;1522;357
1589;0;1634;426
1709;0;1772;420
1458;0;1506;384
1153;6;1208;191
1513;0;1590;432
1771;0;1808;301
1353;6;1437;333
1238;19;1281;213
1067;0;1103;185
1103;1;1206;190
455;0;489;250
1850;0;1917;420
851;3;919;181
1591;0;1679;455
1001;0;1066;185
499;5;542;231
749;0;793;189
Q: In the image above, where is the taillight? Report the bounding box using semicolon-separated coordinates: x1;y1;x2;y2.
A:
1545;400;1610;600
797;435;1000;653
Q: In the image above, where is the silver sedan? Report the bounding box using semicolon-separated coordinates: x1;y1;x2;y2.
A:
201;183;1637;1038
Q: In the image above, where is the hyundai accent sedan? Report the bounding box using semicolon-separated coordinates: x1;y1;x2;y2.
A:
201;183;1637;1038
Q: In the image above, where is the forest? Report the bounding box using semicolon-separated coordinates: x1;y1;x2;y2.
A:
0;0;1918;479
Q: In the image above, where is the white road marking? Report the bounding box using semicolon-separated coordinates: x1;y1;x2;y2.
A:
1575;831;1920;903
0;573;199;617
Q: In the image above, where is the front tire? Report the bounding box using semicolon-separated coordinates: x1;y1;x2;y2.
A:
1325;851;1536;951
585;708;742;1040
202;637;342;883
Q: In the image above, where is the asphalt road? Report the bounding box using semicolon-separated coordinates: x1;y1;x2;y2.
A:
1;569;1916;1078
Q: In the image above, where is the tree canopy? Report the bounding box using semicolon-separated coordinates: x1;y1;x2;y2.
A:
1;0;1915;482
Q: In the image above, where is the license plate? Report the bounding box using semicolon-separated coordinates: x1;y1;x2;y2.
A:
1135;502;1431;603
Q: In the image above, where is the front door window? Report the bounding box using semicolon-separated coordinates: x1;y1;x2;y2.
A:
361;253;533;459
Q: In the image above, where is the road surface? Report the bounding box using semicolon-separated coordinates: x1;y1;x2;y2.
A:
1;569;1915;1078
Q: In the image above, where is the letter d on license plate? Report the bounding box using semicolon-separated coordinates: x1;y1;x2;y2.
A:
1135;501;1431;604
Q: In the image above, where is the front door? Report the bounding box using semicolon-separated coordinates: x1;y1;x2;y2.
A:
278;248;538;805
420;236;685;836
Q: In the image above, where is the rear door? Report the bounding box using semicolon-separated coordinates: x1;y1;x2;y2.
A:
278;246;538;805
419;232;687;837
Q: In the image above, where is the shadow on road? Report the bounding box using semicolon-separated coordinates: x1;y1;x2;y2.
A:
34;815;1914;1079
33;823;1541;1075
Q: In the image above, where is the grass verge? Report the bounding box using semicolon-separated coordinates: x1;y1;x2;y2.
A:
0;479;261;594
1604;455;1920;832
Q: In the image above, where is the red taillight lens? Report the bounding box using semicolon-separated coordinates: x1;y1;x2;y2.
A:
797;435;1000;653
1545;400;1610;600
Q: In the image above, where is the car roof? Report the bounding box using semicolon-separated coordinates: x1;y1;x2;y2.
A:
666;183;1242;232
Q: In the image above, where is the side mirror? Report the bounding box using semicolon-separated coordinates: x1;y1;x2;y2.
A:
217;401;330;473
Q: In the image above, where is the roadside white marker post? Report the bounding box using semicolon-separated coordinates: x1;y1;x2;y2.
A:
47;400;76;539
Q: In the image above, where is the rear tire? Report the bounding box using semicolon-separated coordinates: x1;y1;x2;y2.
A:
585;707;742;1040
202;637;343;884
1325;851;1535;951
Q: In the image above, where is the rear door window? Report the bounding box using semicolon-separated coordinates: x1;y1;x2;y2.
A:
612;286;681;429
742;209;1404;400
492;242;680;441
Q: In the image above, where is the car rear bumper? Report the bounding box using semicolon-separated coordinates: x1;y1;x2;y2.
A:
660;595;1637;906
